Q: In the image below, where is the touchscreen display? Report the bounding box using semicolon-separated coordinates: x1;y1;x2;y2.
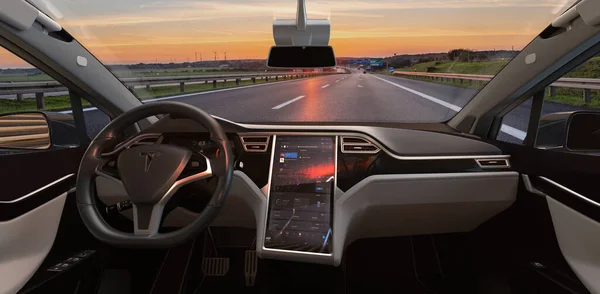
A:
264;136;335;253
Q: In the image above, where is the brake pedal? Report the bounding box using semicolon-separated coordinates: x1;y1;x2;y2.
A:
202;258;229;276
244;250;258;287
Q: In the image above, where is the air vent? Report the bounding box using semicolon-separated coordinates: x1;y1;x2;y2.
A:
342;137;369;144
475;159;510;169
239;135;270;152
341;136;380;154
343;145;379;152
241;136;269;143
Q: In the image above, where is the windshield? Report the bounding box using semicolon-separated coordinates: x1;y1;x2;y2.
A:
28;0;570;124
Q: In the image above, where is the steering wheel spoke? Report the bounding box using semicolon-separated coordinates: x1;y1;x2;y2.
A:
132;203;164;236
95;160;121;182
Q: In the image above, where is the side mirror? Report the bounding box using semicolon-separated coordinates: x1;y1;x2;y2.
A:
0;112;51;150
536;111;600;152
566;112;600;151
267;46;336;68
0;111;80;151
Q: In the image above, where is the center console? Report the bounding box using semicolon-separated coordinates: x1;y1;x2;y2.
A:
263;135;336;255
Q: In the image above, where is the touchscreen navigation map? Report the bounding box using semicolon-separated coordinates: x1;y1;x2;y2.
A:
264;136;335;253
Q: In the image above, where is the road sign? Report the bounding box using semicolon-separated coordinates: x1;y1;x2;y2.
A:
389;67;394;73
349;59;369;65
370;58;384;67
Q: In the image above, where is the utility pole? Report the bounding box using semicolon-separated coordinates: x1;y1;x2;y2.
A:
214;52;217;61
195;52;197;62
224;52;227;61
200;53;202;61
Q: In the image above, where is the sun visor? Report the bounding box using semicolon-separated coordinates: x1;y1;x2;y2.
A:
0;0;38;31
0;0;62;32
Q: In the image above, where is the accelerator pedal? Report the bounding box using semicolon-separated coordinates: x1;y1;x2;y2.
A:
244;250;258;287
202;258;229;277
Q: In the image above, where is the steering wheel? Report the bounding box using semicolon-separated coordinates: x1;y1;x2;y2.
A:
76;101;234;248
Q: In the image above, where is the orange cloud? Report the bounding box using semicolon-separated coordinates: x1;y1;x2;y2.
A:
1;0;572;67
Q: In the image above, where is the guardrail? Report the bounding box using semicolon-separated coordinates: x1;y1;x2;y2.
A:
0;71;341;109
392;71;600;104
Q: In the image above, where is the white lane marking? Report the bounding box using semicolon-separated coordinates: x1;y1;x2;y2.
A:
358;85;363;88
372;75;462;112
272;95;306;110
500;124;526;141
335;80;339;83
373;75;526;140
322;84;330;88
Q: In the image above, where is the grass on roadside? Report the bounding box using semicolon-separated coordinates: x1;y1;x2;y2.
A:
402;60;509;75
395;56;600;108
0;95;91;113
0;75;294;114
392;73;600;109
0;68;271;82
132;77;271;99
392;74;488;90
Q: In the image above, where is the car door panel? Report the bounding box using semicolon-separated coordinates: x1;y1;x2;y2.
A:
0;146;84;294
0;147;84;203
492;141;600;293
546;196;600;293
0;192;68;294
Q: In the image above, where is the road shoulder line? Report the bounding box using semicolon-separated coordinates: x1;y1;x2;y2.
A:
372;75;526;141
372;75;462;112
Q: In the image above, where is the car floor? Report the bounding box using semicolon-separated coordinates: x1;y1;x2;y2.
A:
98;228;498;294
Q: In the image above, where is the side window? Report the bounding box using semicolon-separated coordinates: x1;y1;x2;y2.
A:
495;54;600;154
536;55;600;153
496;97;533;145
0;47;110;153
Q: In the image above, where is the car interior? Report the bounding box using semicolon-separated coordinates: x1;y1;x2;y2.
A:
1;0;600;293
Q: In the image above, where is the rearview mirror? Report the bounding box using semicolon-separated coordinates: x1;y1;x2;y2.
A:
536;111;600;152
267;46;336;68
0;112;51;150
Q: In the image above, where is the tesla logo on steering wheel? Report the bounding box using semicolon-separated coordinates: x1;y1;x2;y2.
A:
140;151;162;172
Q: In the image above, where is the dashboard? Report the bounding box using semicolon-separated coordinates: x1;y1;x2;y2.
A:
95;116;519;266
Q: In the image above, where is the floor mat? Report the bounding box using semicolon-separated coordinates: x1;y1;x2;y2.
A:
344;236;442;294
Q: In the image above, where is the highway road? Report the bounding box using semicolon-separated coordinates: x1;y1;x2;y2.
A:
77;69;585;144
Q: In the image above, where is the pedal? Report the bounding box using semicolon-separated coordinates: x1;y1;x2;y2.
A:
202;258;229;276
244;250;258;287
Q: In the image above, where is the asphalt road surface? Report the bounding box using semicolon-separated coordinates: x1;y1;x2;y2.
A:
77;69;585;144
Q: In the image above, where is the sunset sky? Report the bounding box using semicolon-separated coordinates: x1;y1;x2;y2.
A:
1;0;575;67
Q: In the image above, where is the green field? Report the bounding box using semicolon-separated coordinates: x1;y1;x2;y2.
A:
0;73;55;82
396;57;600;108
0;76;288;114
401;60;509;75
0;68;268;82
111;68;264;79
